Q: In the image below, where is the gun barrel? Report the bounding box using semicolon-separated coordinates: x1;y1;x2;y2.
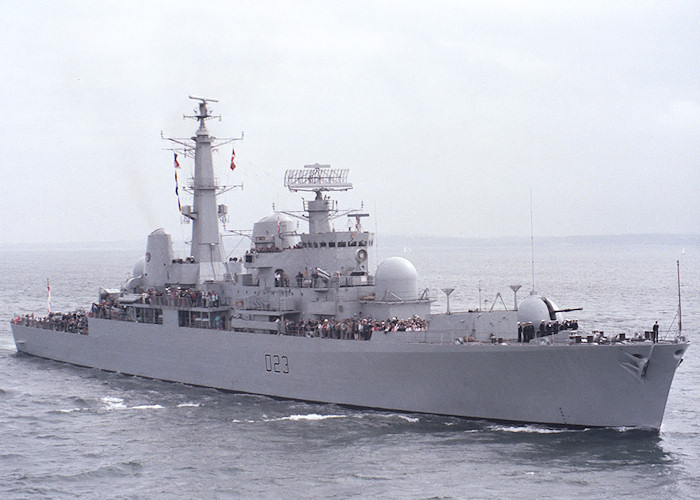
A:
552;307;583;313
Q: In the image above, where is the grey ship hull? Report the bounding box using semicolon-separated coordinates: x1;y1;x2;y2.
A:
11;320;687;429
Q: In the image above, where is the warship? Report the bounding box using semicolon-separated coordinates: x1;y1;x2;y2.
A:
11;97;688;429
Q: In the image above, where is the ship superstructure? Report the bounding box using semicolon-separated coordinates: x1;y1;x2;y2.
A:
10;98;689;429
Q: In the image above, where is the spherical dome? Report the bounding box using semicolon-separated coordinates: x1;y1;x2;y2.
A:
256;214;294;225
375;257;418;301
252;214;298;248
253;214;292;235
518;293;563;325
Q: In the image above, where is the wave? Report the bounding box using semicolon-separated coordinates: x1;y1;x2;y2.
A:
395;415;420;423
56;408;85;414
100;396;127;410
100;397;164;411
131;404;164;410
487;424;590;434
264;413;348;422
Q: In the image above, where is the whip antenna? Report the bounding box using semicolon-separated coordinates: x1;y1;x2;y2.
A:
530;188;536;293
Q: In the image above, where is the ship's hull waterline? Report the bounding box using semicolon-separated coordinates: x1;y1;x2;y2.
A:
11;321;687;429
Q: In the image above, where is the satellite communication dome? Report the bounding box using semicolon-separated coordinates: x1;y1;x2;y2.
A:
252;214;299;249
375;257;419;301
517;293;564;325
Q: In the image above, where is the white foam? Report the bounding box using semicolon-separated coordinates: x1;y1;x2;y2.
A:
176;402;200;408
131;404;164;410
101;396;127;410
57;408;83;413
487;424;584;434
265;413;347;422
396;415;420;423
101;396;166;411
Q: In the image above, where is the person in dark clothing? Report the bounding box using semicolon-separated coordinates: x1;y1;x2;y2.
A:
652;321;659;343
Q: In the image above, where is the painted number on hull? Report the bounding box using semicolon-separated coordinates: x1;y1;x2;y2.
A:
265;354;289;374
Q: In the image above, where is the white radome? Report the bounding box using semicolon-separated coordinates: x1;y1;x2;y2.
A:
252;214;299;248
375;257;418;301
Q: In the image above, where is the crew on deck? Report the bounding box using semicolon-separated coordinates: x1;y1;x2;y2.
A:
283;316;427;340
12;312;88;335
517;319;579;342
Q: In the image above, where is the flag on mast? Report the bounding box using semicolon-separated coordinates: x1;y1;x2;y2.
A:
174;170;181;211
173;153;182;211
230;147;236;171
47;278;51;314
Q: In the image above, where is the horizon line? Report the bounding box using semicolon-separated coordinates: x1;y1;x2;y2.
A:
1;232;698;249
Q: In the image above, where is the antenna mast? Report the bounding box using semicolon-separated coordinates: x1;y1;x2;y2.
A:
677;260;682;335
530;188;536;293
159;97;242;266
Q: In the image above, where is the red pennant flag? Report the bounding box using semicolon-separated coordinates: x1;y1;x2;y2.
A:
230;147;236;171
174;153;180;169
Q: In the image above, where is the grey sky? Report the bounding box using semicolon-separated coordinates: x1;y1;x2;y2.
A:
2;1;698;244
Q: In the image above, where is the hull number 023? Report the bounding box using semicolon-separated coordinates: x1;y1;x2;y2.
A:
265;353;289;374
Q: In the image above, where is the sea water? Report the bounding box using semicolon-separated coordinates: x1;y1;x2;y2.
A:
1;237;698;499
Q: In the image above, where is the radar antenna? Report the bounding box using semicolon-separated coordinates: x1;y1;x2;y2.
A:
184;96;220;130
284;163;353;193
279;163;359;234
162;97;244;198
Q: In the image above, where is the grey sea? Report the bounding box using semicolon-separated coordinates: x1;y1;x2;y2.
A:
1;236;698;499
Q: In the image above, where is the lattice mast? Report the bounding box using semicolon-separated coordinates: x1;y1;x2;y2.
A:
284;164;352;234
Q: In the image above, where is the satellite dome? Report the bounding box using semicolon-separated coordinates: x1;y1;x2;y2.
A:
256;214;292;225
375;257;418;301
518;293;563;325
252;214;299;249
